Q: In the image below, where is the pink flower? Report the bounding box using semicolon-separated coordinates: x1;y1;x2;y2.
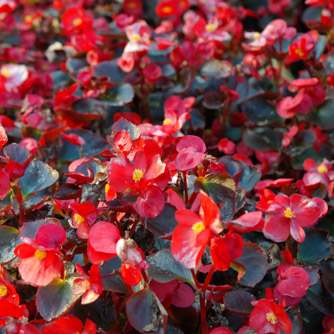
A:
0;64;28;93
273;265;310;306
276;92;313;118
303;158;334;187
263;194;327;243
261;19;296;45
249;294;292;334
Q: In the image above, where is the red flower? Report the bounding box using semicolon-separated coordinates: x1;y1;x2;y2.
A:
261;19;296;45
107;150;168;218
171;191;223;269
73;263;103;305
322;316;334;334
150;279;195;308
120;263;142;286
0;169;10;200
210;328;233;334
288;30;319;63
14;223;66;287
218;138;235;155
303;158;334;187
0;299;27;329
62;7;93;35
88;221;120;264
276;92;312;118
156;0;190;18
161;96;194;135
0;278;20;305
210;232;243;270
273;265;310;306
249;294;292;334
175;135;206;171
0;124;8;150
263;194;327;243
143;64;162;84
124;21;152;53
70;202;98;239
42;315;96;334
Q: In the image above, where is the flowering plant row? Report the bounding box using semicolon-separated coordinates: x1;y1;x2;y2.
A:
0;0;334;333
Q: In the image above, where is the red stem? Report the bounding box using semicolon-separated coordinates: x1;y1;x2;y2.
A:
182;171;189;205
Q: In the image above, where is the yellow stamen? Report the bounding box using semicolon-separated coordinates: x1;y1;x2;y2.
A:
162;6;173;14
35;249;47;260
295;48;304;57
132;169;144;182
317;165;328;174
131;34;141;41
253;32;261;39
266;312;277;324
205;24;215;32
192;222;205;235
284;208;295;219
163;119;172;125
72;18;82;27
1;67;12;78
82;280;91;290
25;14;33;22
127;2;136;9
74;213;85;225
0;285;8;297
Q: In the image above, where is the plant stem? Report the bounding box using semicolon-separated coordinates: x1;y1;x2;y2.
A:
199;265;215;334
182;171;189;205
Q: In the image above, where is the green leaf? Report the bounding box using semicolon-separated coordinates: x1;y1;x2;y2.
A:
67;98;104;122
287;307;303;334
243;127;281;151
241;93;279;123
195;174;236;221
146;204;178;238
54;184;81;200
322;273;334;297
298;229;332;265
36;276;82;321
104;84;134;107
4;143;30;165
147;248;194;284
234;242;268;287
58;129;109;162
19;160;59;196
112;118;141;140
0;226;20;264
306;281;334;315
99;258;129;294
224;290;255;315
126;287;168;334
237;164;261;192
310;100;334;130
94;60;129;84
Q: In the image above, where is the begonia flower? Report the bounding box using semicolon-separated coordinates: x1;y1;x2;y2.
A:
263;194;327;243
70;202;98;239
171;191;223;269
303;158;334;187
0;64;28;93
42;315;96;334
175;135;206;171
249;292;292;334
14;223;66;287
62;7;93;34
73;264;103;305
273;265;310;306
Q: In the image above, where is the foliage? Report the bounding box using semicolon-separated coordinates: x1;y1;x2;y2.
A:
0;0;334;333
